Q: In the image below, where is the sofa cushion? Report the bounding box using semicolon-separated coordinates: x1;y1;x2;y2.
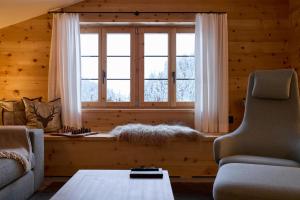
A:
23;98;62;132
0;97;42;125
0;171;34;200
252;69;293;100
0;159;24;189
213;163;300;200
219;155;300;167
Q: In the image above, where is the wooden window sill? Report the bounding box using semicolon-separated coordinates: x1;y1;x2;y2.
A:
44;132;217;142
44;133;115;141
81;108;194;113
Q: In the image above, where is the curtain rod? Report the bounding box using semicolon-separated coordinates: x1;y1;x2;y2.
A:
48;10;226;15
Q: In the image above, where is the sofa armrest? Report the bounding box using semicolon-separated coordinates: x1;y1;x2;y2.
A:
29;129;44;191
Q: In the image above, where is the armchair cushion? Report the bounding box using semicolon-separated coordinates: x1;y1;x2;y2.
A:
213;163;300;200
252;69;293;99
219;155;300;167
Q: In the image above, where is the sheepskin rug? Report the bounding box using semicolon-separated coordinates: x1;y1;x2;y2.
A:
110;123;202;145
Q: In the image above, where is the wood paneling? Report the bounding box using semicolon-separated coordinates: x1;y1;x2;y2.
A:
82;109;194;131
0;0;292;131
289;0;300;72
45;134;217;177
71;0;290;130
0;14;52;100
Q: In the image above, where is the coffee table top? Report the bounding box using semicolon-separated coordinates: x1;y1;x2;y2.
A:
50;170;174;200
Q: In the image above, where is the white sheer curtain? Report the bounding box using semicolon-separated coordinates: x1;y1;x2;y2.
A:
194;13;228;133
48;13;82;128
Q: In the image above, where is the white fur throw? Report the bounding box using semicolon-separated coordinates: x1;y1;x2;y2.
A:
110;123;201;145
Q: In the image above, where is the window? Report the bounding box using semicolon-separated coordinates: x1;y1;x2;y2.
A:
80;33;99;102
176;33;195;102
144;33;169;102
80;26;195;108
106;33;131;102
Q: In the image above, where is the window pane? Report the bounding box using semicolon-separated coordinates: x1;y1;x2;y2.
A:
107;57;130;79
144;80;168;102
176;80;195;102
107;80;130;102
107;33;130;56
176;33;195;56
81;80;98;102
176;57;195;79
144;33;168;56
80;34;98;56
81;57;98;79
144;57;168;79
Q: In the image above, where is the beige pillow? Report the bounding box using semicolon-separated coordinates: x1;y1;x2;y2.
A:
0;97;41;125
23;98;62;132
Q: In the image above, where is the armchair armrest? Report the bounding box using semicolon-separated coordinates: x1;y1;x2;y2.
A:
292;141;300;163
213;130;242;164
29;129;44;191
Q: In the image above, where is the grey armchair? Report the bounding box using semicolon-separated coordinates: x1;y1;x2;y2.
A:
214;69;300;167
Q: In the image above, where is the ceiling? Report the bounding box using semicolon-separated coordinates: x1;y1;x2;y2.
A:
0;0;83;29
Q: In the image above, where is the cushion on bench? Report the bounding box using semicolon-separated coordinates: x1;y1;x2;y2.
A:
0;159;24;189
213;163;300;200
219;155;300;167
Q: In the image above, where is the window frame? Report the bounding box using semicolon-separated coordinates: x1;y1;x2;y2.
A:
80;25;195;109
80;26;101;108
101;27;136;107
138;27;172;108
174;27;195;108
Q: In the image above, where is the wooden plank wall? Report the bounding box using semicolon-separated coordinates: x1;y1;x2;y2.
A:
289;0;300;71
0;15;51;100
0;0;291;131
67;0;290;130
83;109;194;131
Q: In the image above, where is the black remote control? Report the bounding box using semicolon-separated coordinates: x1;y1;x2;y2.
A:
131;167;159;171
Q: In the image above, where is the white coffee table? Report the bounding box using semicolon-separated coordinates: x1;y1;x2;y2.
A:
50;170;174;200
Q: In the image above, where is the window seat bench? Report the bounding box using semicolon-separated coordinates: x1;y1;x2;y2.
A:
44;133;218;179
